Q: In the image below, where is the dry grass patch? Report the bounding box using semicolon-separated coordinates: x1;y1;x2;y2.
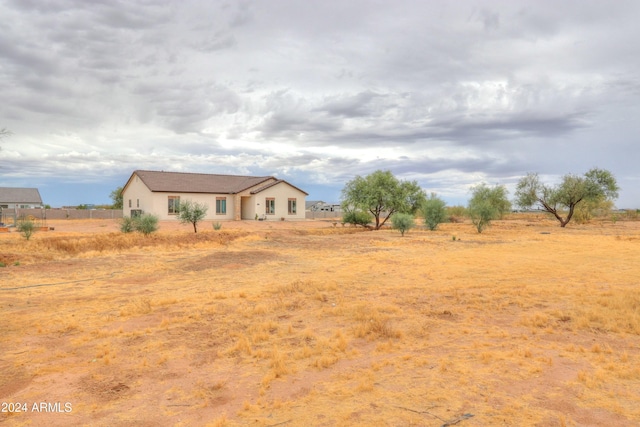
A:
1;218;640;426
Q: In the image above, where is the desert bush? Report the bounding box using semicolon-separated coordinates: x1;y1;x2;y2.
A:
213;221;222;230
573;198;614;224
422;193;447;230
391;213;415;236
624;209;640;221
119;214;158;235
467;184;511;233
135;214;159;236
119;216;136;233
17;218;36;240
342;211;372;227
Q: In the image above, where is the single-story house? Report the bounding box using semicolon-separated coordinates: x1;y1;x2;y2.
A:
122;170;308;221
0;187;44;209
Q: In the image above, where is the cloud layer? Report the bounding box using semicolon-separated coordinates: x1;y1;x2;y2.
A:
1;0;639;206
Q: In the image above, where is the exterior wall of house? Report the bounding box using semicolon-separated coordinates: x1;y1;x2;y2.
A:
250;182;307;220
237;178;278;220
122;175;155;218
140;192;237;221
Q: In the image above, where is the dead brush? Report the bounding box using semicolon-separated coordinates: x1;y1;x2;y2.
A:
270;293;305;312
268;347;289;378
350;305;401;340
519;312;551;329
276;279;307;294
34;233;142;255
226;335;252;356
32;230;249;256
193;379;227;401
119;297;152;317
354;315;401;340
569;289;640;334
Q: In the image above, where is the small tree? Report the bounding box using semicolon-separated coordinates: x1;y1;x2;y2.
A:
391;213;415;236
17;218;36;240
515;168;619;227
341;170;426;230
177;200;209;233
422;193;447;231
110;186;124;209
468;184;511;233
135;214;159;236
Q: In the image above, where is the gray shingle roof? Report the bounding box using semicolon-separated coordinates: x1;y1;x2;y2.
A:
132;170;276;194
0;187;43;204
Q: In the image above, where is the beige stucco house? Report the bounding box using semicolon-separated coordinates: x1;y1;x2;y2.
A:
121;170;308;221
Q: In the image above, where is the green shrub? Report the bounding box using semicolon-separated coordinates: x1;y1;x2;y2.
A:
468;200;494;233
119;216;136;233
573;198;614;224
213;221;222;230
422;193;447;231
134;214;159;236
467;184;511;233
17;218;36;240
342;211;372;227
391;213;415;236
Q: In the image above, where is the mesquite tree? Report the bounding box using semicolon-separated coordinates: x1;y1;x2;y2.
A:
515;168;619;227
341;170;425;230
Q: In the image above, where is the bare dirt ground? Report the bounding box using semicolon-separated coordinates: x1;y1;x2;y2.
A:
1;216;639;426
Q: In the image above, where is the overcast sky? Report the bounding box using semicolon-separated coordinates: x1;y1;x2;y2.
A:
1;0;638;208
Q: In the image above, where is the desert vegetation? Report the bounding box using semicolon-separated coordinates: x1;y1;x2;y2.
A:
1;215;639;426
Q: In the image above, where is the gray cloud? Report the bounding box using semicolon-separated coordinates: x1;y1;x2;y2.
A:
1;0;639;207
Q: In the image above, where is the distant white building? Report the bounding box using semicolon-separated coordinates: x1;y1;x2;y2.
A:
306;200;341;212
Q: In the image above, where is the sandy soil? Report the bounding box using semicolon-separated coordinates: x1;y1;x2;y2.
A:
1;216;639;426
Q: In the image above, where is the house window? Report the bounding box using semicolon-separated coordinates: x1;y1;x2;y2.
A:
128;199;132;208
168;196;180;215
136;199;139;208
216;197;226;215
288;198;297;214
265;198;275;215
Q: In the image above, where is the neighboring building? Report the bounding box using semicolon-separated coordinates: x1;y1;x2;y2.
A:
306;200;326;211
0;187;44;209
306;200;341;212
121;170;308;221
